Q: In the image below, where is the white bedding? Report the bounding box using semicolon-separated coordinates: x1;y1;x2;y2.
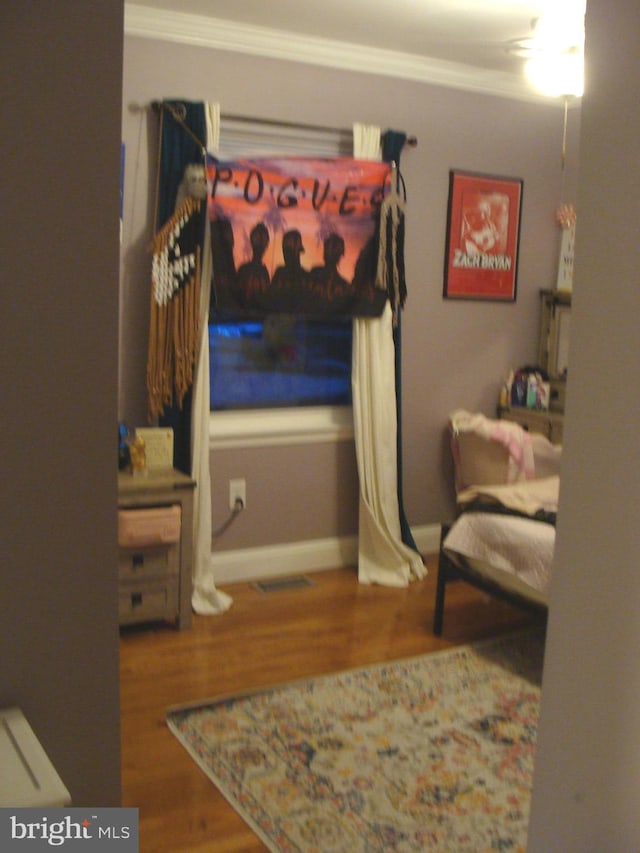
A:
443;512;555;606
456;475;560;517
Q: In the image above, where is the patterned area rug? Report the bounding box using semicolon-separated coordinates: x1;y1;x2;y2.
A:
167;629;545;852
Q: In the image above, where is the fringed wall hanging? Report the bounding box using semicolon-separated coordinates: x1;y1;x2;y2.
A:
147;185;204;419
146;101;208;421
376;161;407;326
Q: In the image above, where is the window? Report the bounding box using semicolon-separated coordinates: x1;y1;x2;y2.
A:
209;315;352;410
209;118;355;444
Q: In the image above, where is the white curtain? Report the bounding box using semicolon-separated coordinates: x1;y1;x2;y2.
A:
191;103;233;615
352;123;426;586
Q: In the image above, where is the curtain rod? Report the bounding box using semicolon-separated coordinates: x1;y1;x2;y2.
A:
150;101;417;148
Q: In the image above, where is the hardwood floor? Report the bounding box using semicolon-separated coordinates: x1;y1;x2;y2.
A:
119;555;539;852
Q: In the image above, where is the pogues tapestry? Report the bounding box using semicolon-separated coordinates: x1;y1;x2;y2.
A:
208;156;391;317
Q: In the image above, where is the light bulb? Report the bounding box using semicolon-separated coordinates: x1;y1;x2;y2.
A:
524;2;585;98
526;50;584;98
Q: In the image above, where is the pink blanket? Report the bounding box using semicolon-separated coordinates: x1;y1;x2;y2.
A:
450;410;535;484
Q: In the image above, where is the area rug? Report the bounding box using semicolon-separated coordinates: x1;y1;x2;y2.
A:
167;628;545;852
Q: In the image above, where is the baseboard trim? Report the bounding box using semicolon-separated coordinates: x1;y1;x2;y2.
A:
212;524;441;585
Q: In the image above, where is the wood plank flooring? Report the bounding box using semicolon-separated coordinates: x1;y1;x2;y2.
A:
119;555;539;852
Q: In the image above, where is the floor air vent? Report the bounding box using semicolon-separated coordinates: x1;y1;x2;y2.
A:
252;576;314;593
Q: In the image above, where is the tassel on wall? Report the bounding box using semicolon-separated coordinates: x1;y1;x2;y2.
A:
147;193;203;420
146;100;208;424
376;162;407;325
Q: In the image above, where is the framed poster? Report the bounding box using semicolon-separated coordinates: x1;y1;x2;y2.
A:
443;169;523;301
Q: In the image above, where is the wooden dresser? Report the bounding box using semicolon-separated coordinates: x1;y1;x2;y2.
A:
117;468;195;629
498;404;564;444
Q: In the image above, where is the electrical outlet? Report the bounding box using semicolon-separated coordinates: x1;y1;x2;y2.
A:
229;478;246;510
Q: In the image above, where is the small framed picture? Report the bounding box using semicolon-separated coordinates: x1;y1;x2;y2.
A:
443;169;523;301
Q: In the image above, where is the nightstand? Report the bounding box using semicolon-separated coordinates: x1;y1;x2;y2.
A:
117;469;195;629
498;289;570;445
497;405;564;444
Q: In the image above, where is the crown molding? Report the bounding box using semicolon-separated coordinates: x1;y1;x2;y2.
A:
124;3;558;105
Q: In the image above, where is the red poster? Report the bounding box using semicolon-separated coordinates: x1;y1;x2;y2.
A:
444;170;523;301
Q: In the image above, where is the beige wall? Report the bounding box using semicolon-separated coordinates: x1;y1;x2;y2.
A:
528;0;640;847
121;34;581;551
1;2;123;805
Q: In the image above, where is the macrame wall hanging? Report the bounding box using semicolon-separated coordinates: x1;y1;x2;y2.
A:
147;184;203;419
147;104;207;420
376;161;407;326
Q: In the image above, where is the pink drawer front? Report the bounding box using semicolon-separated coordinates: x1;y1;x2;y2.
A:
118;505;181;547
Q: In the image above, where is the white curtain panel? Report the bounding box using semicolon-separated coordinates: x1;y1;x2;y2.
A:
352;123;426;586
191;103;233;615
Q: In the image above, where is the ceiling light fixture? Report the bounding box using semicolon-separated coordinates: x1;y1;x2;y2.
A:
508;1;586;98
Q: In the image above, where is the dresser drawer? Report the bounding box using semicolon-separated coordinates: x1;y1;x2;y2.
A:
118;579;179;624
118;543;179;581
118;504;181;547
498;406;564;445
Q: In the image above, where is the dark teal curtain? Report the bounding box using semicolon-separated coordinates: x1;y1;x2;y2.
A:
155;100;207;473
382;130;418;553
